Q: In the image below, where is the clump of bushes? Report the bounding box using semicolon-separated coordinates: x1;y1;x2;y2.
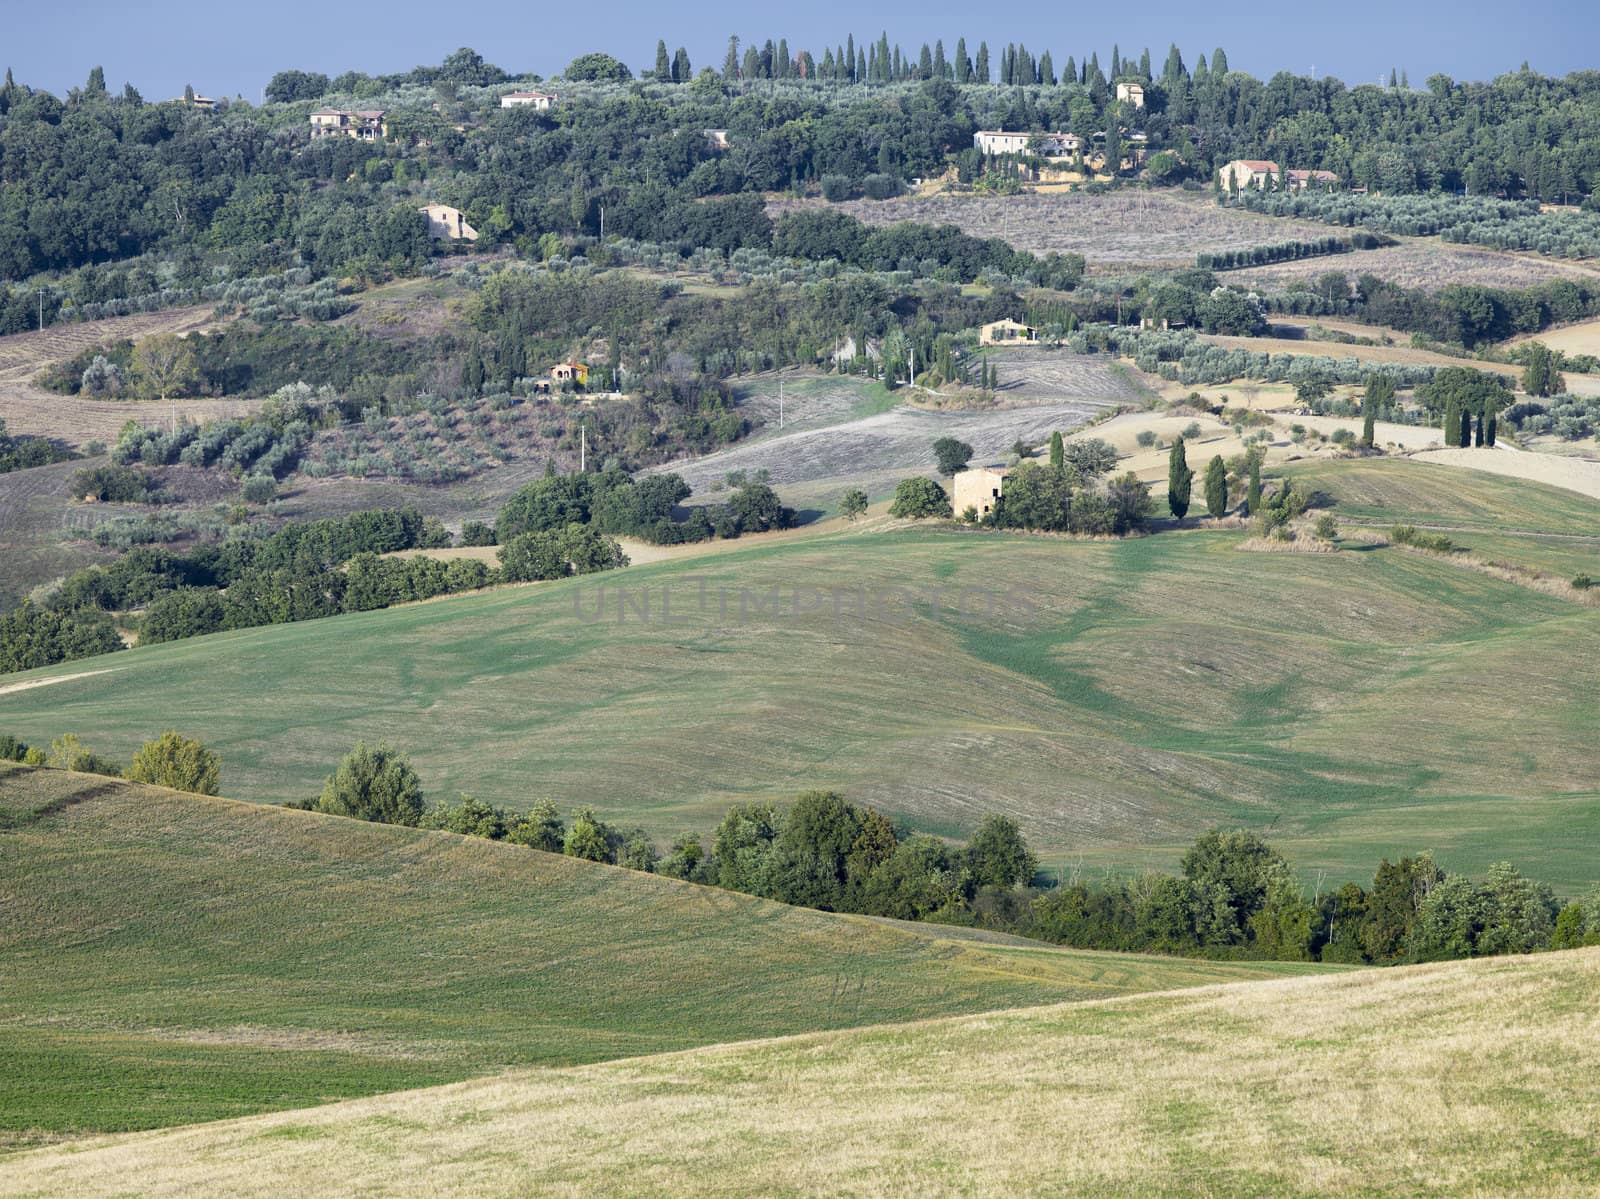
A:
1391;524;1455;552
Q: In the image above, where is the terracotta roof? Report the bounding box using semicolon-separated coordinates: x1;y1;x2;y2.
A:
1236;159;1280;172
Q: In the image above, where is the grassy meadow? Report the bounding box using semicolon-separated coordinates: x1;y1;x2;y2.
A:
3;456;1599;888
0;767;1330;1145
4;946;1594;1197
1284;457;1600;579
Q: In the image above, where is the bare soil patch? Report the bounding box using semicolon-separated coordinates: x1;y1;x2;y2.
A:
768;191;1334;269
1229;240;1600;294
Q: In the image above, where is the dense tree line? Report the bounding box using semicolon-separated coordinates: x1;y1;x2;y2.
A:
278;736;1600;965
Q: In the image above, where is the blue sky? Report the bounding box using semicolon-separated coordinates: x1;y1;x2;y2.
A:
6;0;1594;100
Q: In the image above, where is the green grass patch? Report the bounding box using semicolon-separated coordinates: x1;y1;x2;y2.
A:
0;772;1331;1142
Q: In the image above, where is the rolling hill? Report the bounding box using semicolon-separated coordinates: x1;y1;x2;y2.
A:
0;766;1328;1146
4;943;1594;1197
3;459;1598;888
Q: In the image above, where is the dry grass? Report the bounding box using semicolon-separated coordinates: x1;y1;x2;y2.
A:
1411;446;1600;502
1511;316;1600;358
5;949;1596;1198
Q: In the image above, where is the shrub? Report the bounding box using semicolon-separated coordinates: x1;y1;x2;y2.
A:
861;173;903;201
1572;574;1594;591
1135;430;1157;448
888;476;952;519
819;174;853;202
0;734;31;762
1314;513;1339;541
128;732;221;795
240;475;278;504
1391;524;1454;553
315;743;424;826
72;464;166;503
458;519;496;546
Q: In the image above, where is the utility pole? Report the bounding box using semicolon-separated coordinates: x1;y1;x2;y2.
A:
38;289;45;332
779;379;784;429
599;205;605;239
580;424;586;472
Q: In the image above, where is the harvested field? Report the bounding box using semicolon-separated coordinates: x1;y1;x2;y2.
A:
0;772;1325;1141
1412;444;1600;502
1511;315;1600;357
1229;239;1600;294
656;352;1149;510
0;307;247;448
0;459;119;607
10;950;1593;1199
767;191;1334;269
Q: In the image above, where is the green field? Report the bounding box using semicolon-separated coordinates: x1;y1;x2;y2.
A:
0;767;1330;1145
4;458;1600;889
5;944;1594;1198
1284;457;1600;579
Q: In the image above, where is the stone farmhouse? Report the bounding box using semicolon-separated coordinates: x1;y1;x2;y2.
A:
1217;159;1280;190
1115;81;1146;108
419;204;478;241
973;130;1083;157
953;466;1010;519
979;319;1037;346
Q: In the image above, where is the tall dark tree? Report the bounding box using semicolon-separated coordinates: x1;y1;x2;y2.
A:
1247;452;1262;515
975;41;990;83
1049;430;1065;468
1167;437;1193;520
654;40;671;79
955;37;971;83
1204;455;1228;517
1362;374;1394;448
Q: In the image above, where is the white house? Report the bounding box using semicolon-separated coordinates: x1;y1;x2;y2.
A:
501;90;556;110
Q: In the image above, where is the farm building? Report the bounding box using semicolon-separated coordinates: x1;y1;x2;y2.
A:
974;130;1082;157
953;466;1010;519
1217;159;1280;190
979;319;1038;346
550;361;589;387
501;90;556;110
419;204;478;241
309;109;387;140
1115;81;1146;108
1286;169;1341;192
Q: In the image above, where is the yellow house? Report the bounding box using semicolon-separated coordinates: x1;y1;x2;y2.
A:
979;319;1037;346
953;466;1009;519
551;361;589;387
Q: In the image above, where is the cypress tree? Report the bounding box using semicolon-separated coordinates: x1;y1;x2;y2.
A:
1204;455;1227;517
1459;407;1473;447
976;42;990;83
934;40;948;80
955;38;970;83
1049;430;1064;467
655;40;671;80
1247;453;1262;514
847;34;855;80
1362;374;1392;448
1443;398;1460;447
1167;437;1193;520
